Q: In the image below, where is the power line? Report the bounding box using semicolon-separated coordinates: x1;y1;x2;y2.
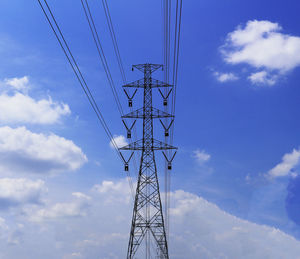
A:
38;0;137;199
171;0;183;117
82;0;139;197
169;0;183;147
167;0;183;237
162;0;172;242
82;0;139;200
81;0;124;116
162;0;183;242
37;0;122;161
101;0;127;84
98;0;139;182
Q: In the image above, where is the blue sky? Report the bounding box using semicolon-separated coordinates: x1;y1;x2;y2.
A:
1;0;300;258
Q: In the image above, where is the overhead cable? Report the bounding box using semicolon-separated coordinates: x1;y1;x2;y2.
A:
38;0;136;199
37;0;122;160
101;0;127;84
81;0;124;116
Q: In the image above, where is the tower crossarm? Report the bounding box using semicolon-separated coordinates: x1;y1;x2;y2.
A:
123;78;172;88
121;107;174;119
119;139;177;151
132;63;163;73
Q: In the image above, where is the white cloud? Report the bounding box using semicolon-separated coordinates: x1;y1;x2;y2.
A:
214;71;239;82
4;76;29;92
169;190;300;259
73;179;300;258
92;178;133;204
248;70;277;85
223;20;300;71
193;149;211;164
222;20;300;85
63;252;83;259
0;126;87;175
0;178;46;209
1;178;300;258
109;135;128;149
0;92;70;125
267;148;300;179
0;76;70;124
0;217;8;230
30;192;91;222
72;192;91;200
0;217;9;241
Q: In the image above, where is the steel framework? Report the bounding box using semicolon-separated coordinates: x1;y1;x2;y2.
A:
119;64;177;259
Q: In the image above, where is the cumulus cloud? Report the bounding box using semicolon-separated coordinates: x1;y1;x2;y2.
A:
63;252;83;259
92;178;133;204
30;192;91;222
248;70;277;85
0;178;46;209
267;148;300;179
0;76;70;124
223;20;300;71
109;135;128;149
4;76;29;92
222;20;300;85
213;71;239;82
91;179;300;258
0;92;70;125
169;190;300;259
0;217;9;241
0;217;8;230
1;178;300;258
193;149;211;164
0;126;87;175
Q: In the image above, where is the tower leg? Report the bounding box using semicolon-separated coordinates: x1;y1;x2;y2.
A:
127;151;169;259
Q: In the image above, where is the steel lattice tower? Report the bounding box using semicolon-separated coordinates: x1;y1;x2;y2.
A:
119;64;177;259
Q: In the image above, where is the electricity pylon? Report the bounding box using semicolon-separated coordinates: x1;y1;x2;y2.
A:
119;64;177;259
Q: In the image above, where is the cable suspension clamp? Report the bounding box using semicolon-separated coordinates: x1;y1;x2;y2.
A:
162;151;177;170
158;88;173;106
119;151;134;172
122;119;136;139
124;89;138;107
159;119;174;137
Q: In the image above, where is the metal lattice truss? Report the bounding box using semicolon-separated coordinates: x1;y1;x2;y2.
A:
123;78;172;88
132;63;163;73
120;64;177;259
119;139;176;151
128;152;168;257
122;107;174;119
